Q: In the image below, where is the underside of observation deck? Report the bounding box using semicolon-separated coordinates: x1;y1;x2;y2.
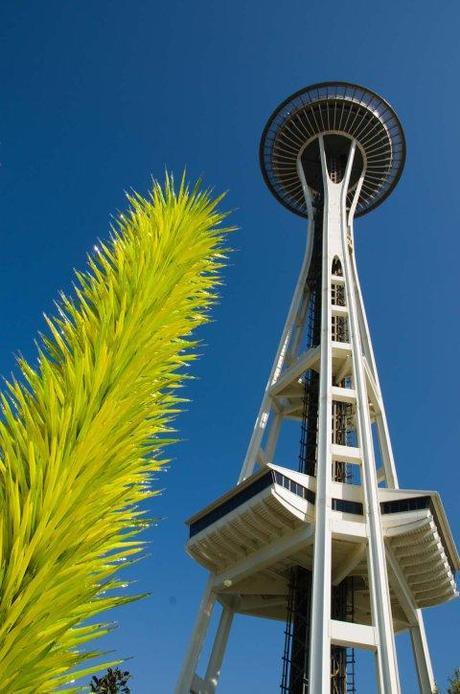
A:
259;81;406;217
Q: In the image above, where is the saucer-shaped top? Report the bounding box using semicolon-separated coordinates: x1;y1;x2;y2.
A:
259;82;406;218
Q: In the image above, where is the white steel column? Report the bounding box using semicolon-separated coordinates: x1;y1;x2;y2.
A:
204;606;234;692
308;136;356;693
349;223;435;689
238;205;315;483
175;578;216;694
410;613;436;694
343;202;401;692
348;239;399;489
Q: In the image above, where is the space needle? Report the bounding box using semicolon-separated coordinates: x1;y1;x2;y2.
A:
176;82;459;693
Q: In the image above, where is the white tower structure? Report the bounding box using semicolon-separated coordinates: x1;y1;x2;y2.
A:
176;82;459;694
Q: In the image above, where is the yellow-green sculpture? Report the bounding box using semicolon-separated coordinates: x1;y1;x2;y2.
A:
0;175;230;691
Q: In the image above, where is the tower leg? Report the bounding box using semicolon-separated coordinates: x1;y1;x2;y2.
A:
238;216;315;483
307;135;334;694
346;271;402;693
308;508;332;694
410;611;436;694
175;579;216;694
204;605;234;692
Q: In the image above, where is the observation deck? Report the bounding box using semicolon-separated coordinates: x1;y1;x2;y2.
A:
186;465;459;630
259;81;406;217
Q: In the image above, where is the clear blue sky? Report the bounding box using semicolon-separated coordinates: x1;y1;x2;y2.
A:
0;1;459;692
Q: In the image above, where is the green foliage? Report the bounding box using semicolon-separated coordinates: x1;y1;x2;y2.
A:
448;667;460;694
90;667;131;693
0;175;231;691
